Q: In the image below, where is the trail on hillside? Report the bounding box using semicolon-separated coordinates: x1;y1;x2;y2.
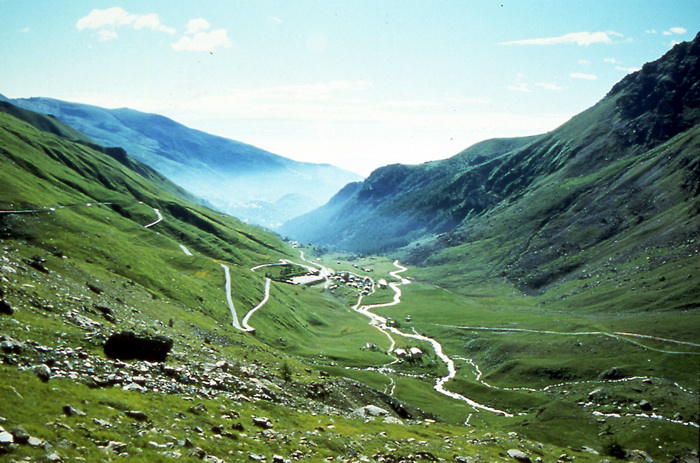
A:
241;278;271;332
353;261;513;417
432;324;700;355
144;207;163;228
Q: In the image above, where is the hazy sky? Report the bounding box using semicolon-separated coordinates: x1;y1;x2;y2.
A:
1;1;697;175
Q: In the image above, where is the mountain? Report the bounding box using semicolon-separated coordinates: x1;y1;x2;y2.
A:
280;33;700;300
3;96;361;228
5;97;636;462
2;57;698;461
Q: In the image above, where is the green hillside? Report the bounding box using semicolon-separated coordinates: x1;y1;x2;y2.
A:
1;102;599;462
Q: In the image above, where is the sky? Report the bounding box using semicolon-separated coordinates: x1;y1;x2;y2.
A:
1;1;697;176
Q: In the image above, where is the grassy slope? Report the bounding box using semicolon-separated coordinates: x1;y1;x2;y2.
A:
0;105;588;461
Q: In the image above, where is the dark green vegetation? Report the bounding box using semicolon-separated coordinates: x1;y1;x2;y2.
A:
2;95;361;228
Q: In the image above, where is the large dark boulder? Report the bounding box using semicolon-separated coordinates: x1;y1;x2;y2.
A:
104;331;173;362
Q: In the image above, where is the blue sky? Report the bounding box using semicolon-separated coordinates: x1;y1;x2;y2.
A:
1;1;697;175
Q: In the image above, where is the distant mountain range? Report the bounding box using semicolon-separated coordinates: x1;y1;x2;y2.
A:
0;95;361;228
281;32;700;297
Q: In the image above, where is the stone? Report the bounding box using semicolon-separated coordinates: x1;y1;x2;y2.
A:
507;449;531;462
188;403;208;415
27;436;43;447
252;416;273;429
599;367;625;380
93;418;111;428
9;426;29;444
125;410;148;421
101;441;127;453
639;400;652;411
0;431;13;445
104;331;173;362
46;450;63;461
62;405;86;417
249;454;266;461
34;364;52;382
0;300;14;315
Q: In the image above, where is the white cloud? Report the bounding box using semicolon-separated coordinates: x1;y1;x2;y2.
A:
570;72;598;80
662;27;687;36
507;82;533;93
535;82;564;91
577;59;590;65
20;27;30;33
172;29;232;52
645;29;658;34
603;57;619;64
185;18;210;35
501;31;621;46
133;14;176;34
97;29;118;42
269;17;283;24
76;7;175;40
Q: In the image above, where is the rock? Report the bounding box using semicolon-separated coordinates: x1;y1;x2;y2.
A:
507;449;531;462
100;441;127;453
34;364;52;382
600;367;625;380
0;430;13;445
626;449;654;461
93;418;111;428
188;403;208;415
124;410;148;421
249;454;266;461
0;300;14;315
251;416;273;429
62;405;86;417
27;436;43;447
9;426;29;444
231;422;245;431
639;400;652;411
46;450;63;461
353;405;390;418
104;331;173;362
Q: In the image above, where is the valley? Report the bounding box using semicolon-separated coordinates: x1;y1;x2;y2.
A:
1;30;699;463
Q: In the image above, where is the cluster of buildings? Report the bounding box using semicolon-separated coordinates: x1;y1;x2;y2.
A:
328;272;375;295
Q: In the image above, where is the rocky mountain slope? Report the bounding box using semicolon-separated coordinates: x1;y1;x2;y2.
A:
2;96;361;228
280;33;700;302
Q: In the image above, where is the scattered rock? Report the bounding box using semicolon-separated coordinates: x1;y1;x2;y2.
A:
27;436;43;447
34;364;52;382
188;403;208;415
354;404;391;418
249;454;266;461
251;416;273;429
600;367;626;380
9;426;29;444
100;441;127;453
0;300;14;315
507;449;531;462
104;331;173;362
62;405;86;417
0;430;14;445
46;450;63;461
639;400;652;411
124;410;148;421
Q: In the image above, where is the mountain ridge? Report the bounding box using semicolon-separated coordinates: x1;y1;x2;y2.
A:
280;33;700;301
5;96;361;228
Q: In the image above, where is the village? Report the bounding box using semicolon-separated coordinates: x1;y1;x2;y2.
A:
275;255;425;365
